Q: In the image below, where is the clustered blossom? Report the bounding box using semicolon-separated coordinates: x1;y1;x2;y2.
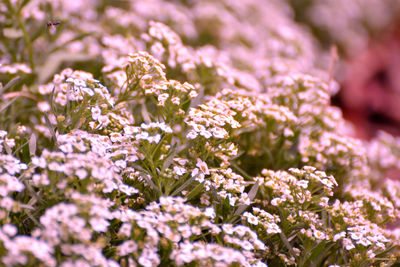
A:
1;234;55;266
30;146;138;197
244;208;281;234
0;140;28;223
135;122;173;144
1;0;400;266
345;184;399;224
114;197;266;266
249;166;398;264
103;51;199;128
258;166;337;207
185;102;239;140
328;200;391;257
206;167;250;207
0;63;32;74
367;131;400;180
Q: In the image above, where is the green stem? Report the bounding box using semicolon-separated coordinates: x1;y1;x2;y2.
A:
17;15;34;71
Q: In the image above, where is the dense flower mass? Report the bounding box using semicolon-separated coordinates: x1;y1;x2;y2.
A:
0;0;400;266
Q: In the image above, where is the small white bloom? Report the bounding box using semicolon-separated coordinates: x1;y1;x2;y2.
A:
199;130;212;139
173;166;186;175
296;180;309;189
157;93;169;106
148;134;161;143
186;130;198;139
244;212;259;225
196;159;210;175
271;198;282;206
204;207;215;219
2;224;17;236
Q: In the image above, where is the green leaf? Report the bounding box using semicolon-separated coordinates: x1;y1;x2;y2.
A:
233;181;258;216
162;140;179;171
307;242;335;266
279;231;297;260
186;183;204;200
18;0;31;12
0;76;20;95
307;241;327;262
140;173;160;194
171;175;196;197
374;244;397;258
29;134;36;156
0;97;18;113
3;140;12;155
43;114;57;146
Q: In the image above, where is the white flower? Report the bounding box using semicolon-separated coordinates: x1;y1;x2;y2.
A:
115;160;127;169
199;130;212;139
243;212;259;225
296;180;309;189
157;93;169;106
228;194;236;206
333;232;346;242
124;126;140;135
211;127;228;139
357;238;372;247
75;169;88;180
204;207;215;219
136;131;149;140
343;238;355;250
188;90;198;99
90;217;110;232
148;134;161;143
191;168;199;177
191;168;205;183
173;166;186;175
196;159;210;175
81;87;94;96
2;224;17;236
313;230;326;240
186;130;198;139
271;198;282;206
171;97;180;105
350;232;363;241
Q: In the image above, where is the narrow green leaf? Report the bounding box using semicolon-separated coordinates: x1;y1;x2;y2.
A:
279;231;297;259
162;140;179;170
18;0;31;11
0;76;20;95
140;173;160;194
29;134;36;156
248;181;259;200
186;183;204;200
171;175;196;197
307;241;328;263
49;85;57;116
0;97;18;113
374;244;397;258
233;181;259;216
3;140;12;155
43;114;57;145
310;243;335;266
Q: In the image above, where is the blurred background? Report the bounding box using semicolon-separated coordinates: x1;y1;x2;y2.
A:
289;0;400;140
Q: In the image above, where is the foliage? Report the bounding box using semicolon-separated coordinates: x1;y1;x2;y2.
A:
0;0;400;266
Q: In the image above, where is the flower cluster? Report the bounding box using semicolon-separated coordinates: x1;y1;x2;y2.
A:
114;196;266;266
1;0;400;266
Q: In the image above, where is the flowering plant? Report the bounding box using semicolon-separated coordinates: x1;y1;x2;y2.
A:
0;0;400;266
